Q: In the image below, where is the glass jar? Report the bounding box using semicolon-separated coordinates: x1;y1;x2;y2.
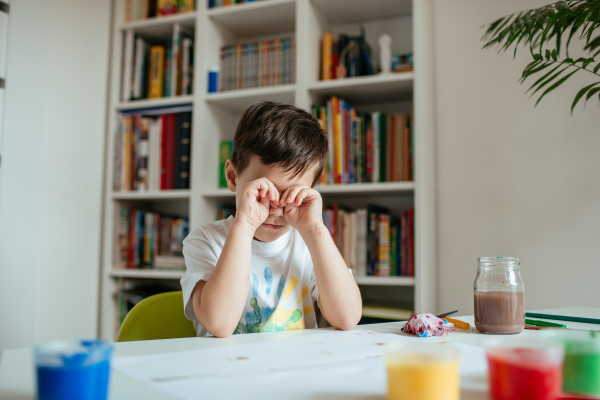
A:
474;256;525;334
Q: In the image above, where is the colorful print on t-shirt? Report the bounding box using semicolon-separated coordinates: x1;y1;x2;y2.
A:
234;270;314;334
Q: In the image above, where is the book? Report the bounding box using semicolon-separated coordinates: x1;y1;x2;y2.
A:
366;204;388;276
321;33;333;80
163;113;176;189
174;111;192;189
149;46;164;98
219;141;232;188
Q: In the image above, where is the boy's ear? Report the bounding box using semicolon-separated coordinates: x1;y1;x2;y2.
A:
224;159;237;192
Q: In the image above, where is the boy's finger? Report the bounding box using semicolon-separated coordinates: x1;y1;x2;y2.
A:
265;179;279;204
285;186;305;203
295;188;313;206
280;187;292;205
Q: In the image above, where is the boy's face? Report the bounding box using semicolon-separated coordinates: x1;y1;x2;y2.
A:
226;155;318;242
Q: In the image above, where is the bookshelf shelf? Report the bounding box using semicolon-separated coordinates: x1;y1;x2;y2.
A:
202;188;235;198
116;95;194;111
120;12;197;38
112;190;191;201
202;182;414;198
207;0;296;37
315;182;414;195
100;0;437;340
109;269;185;280
311;0;411;24
307;73;413;104
205;84;295;113
354;276;415;286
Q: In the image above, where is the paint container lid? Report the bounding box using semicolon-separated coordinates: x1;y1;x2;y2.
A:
485;338;564;367
34;339;113;368
541;330;600;353
384;342;459;365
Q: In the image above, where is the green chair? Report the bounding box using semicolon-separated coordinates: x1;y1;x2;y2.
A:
117;291;197;342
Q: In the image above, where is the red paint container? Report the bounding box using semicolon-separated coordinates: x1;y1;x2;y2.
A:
486;339;564;400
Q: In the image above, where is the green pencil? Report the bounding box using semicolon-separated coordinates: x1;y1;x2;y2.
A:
525;319;566;328
525;312;600;325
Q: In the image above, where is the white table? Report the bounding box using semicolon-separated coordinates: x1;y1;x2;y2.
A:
1;307;599;400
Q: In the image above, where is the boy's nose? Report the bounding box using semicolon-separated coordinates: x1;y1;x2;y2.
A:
269;203;284;216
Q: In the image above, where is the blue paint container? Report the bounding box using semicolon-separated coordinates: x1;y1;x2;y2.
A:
34;339;113;400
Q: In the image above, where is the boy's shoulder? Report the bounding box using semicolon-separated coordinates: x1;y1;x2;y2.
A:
184;216;234;245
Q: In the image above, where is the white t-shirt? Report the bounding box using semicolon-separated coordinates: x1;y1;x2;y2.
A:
180;216;320;337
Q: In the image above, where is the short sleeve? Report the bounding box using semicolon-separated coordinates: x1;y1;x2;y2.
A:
309;267;354;305
180;227;221;322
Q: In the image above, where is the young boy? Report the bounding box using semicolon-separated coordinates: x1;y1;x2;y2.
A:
180;101;362;337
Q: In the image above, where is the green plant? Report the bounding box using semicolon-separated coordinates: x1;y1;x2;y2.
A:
482;0;600;113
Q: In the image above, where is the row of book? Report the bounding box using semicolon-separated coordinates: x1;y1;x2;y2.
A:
219;38;295;92
208;0;260;8
122;23;193;101
125;0;195;22
313;98;414;185
116;208;189;269
113;108;192;192
323;204;414;277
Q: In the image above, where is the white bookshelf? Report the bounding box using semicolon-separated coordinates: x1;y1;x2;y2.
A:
100;0;437;339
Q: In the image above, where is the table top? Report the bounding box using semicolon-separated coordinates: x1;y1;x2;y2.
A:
2;306;598;400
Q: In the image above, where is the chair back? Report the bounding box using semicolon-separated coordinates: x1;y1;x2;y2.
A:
117;291;196;342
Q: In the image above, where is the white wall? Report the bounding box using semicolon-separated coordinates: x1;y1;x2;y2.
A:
434;0;600;314
0;0;111;351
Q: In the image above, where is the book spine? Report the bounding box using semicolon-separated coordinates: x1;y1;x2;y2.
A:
321;33;333;80
171;23;181;96
127;210;137;268
390;221;397;276
181;38;190;95
173;113;183;189
356;209;367;276
372;112;379;183
401;210;407;276
378;214;390;276
149;46;165;98
379;113;387;182
164;114;176;190
408;207;414;277
387;114;393;181
236;43;242;90
113;115;123;191
116;207;130;268
219;141;232;188
219;45;226;92
290;37;295;83
176;111;192;189
137;117;150;191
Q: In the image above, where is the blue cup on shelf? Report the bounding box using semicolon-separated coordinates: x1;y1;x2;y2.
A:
34;339;114;400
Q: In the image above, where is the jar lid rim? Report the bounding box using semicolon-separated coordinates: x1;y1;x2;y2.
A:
478;256;520;264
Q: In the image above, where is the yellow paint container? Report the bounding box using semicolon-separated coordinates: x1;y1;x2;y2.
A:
384;343;459;400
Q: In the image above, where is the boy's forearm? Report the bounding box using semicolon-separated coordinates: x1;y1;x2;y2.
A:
300;223;362;330
196;220;254;337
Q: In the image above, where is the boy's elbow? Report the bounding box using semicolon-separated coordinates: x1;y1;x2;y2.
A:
334;314;361;331
208;326;234;338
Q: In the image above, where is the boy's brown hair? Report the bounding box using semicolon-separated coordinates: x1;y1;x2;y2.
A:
231;101;328;186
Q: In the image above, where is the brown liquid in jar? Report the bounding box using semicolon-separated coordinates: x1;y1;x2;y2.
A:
474;290;525;334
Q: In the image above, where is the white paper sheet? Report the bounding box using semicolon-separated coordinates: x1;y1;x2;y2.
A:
112;330;488;400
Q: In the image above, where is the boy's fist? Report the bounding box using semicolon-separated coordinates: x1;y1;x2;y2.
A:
281;186;323;233
236;177;280;231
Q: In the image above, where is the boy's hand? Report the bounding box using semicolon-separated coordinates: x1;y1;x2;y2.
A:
236;178;280;232
281;186;323;234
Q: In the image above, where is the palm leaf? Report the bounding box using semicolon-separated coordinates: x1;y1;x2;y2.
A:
482;0;600;112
